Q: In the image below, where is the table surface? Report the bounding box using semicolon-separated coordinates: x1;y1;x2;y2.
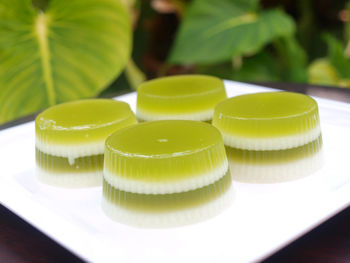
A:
1;82;350;263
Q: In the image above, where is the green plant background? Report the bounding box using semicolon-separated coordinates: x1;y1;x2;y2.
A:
1;0;350;124
0;0;131;124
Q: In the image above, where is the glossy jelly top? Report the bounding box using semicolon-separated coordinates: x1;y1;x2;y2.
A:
213;92;320;137
107;120;221;157
137;75;227;114
105;120;227;182
36;99;137;144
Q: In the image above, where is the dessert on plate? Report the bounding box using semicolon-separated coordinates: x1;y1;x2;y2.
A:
102;120;233;227
136;75;227;122
35;99;137;187
213;92;323;183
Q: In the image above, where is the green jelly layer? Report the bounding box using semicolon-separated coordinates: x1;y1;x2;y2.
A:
137;75;227;114
103;170;232;213
105;120;227;181
226;135;322;165
213;92;320;137
36;99;137;144
36;148;103;173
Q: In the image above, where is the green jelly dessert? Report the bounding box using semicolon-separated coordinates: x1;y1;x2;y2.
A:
103;171;231;213
226;136;322;165
104;120;228;194
213;92;323;183
226;136;323;183
35;99;137;187
213;92;321;150
104;170;231;213
136;75;227;121
102;171;233;228
36;149;104;173
102;120;232;227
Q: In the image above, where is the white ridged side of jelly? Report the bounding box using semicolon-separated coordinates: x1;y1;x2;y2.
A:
36;166;102;188
101;185;233;228
228;149;323;183
35;138;105;159
222;125;321;151
103;160;228;194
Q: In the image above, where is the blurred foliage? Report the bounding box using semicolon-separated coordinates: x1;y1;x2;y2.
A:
120;0;350;89
2;0;350;124
169;0;295;64
308;34;350;87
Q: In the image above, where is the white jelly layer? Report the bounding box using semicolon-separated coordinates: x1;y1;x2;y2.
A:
35;138;105;160
222;125;321;150
36;167;102;188
104;160;228;194
101;185;233;228
136;108;213;121
228;149;323;183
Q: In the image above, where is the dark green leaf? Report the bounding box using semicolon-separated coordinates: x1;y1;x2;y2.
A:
32;0;50;11
198;51;281;82
168;0;295;64
324;34;350;78
274;36;308;82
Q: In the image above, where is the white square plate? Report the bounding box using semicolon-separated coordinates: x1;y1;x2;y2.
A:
1;81;350;263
